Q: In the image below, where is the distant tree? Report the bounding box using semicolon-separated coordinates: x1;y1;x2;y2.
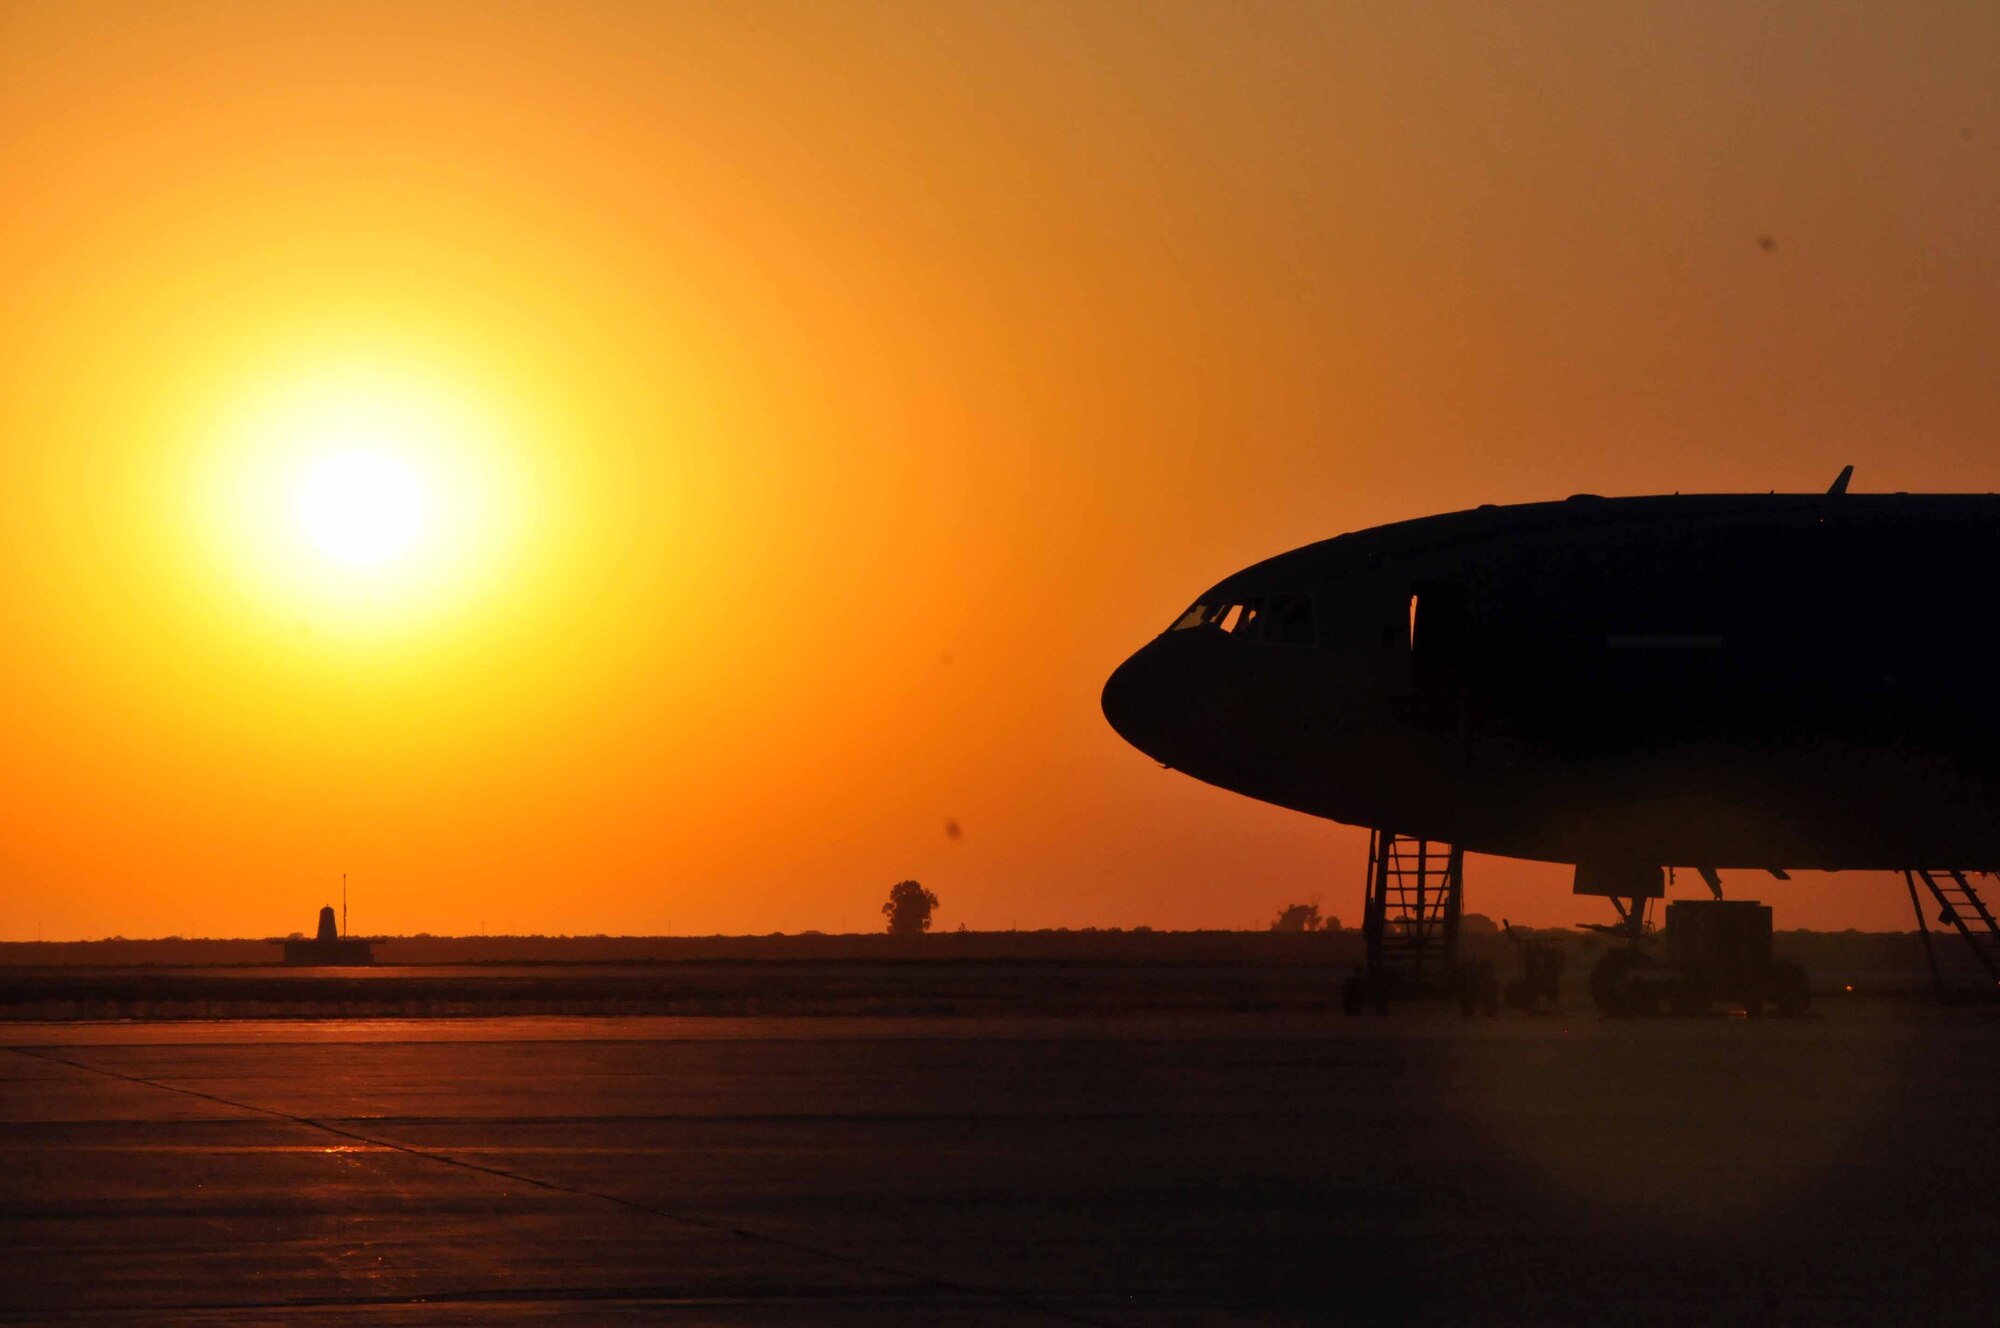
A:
1270;902;1325;933
882;879;939;935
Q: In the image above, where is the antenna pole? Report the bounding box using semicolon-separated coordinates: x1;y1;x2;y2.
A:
342;874;348;938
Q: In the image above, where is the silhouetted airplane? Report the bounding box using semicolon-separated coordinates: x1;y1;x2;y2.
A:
1103;475;2000;1005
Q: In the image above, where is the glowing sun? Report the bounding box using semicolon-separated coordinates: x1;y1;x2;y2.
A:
295;449;430;566
199;360;527;626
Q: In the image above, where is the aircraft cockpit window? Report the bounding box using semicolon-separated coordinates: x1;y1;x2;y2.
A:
1220;599;1264;638
1170;598;1292;640
1267;595;1315;647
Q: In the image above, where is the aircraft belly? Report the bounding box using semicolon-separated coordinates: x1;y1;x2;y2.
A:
1278;732;2000;870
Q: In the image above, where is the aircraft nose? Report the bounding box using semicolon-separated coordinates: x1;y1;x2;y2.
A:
1102;640;1173;763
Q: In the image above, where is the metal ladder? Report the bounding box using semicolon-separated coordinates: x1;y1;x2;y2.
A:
1905;869;2000;999
1363;830;1463;994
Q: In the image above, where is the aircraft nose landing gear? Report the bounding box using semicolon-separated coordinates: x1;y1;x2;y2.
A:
1576;867;1662;1017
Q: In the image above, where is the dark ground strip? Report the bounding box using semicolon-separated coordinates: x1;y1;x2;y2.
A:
4;1044;1108;1327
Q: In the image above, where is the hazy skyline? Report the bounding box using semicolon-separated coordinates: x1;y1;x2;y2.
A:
3;2;1997;937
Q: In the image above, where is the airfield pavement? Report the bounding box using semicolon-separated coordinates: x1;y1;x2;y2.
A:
2;1007;1998;1325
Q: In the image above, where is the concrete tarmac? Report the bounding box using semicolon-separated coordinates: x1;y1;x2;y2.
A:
1;1008;1997;1324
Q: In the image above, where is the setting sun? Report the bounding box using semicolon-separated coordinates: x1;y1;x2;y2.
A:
297;449;429;567
183;354;538;638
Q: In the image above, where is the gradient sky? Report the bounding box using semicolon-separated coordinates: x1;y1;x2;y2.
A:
3;2;1997;938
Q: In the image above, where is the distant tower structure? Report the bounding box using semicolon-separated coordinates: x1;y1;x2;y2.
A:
279;886;378;966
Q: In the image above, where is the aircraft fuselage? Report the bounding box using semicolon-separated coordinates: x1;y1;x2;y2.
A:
1101;492;2000;871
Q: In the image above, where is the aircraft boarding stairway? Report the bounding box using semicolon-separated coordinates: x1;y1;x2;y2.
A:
1359;830;1463;998
1905;870;2000;1000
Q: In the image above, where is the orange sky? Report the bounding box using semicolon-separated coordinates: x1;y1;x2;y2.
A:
3;2;1997;938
